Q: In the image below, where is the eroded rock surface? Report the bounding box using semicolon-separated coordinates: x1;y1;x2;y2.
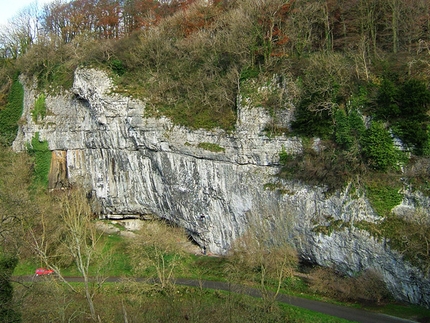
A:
13;68;430;307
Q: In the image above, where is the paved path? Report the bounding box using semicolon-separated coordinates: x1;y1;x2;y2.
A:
16;276;417;323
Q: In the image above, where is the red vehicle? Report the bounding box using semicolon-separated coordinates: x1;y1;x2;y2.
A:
35;268;54;276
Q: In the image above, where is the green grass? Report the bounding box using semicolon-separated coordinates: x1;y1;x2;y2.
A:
197;142;225;153
97;233;133;277
180;254;229;281
13;259;38;276
279;303;357;323
368;303;430;321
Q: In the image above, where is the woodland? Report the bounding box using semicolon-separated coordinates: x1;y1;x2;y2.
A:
1;0;430;321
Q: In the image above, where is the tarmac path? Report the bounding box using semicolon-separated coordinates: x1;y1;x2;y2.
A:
15;276;418;323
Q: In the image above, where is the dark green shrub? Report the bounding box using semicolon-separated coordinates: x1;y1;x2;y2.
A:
334;109;353;150
0;254;20;323
374;78;430;155
398;79;430;118
291;103;333;138
110;59;126;76
375;78;400;120
392;119;428;155
348;108;366;139
240;66;259;81
361;121;403;171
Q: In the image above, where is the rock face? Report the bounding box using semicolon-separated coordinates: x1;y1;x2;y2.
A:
13;68;430;307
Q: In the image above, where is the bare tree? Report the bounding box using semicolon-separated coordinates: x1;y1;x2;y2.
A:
59;188;102;321
0;146;34;254
227;211;298;312
29;188;103;321
0;2;40;58
299;52;353;114
131;220;187;291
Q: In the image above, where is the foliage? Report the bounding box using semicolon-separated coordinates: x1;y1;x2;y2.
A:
31;94;46;123
226;214;298;312
0;145;33;254
375;78;400;120
361;121;404;171
0;76;23;146
382;210;430;276
239;66;259;81
130;220;188;290
0;254;20;323
59;188;102;320
291;105;333;139
333;107;366;152
16;38;76;92
298;53;353;115
109;59;126;76
27;132;51;188
398;79;430;118
374;77;430;155
334;109;353;150
364;175;403;217
404;157;430;196
278;145;290;165
309;267;391;304
279;141;364;192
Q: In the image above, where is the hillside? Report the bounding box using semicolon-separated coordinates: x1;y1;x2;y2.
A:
1;0;430;312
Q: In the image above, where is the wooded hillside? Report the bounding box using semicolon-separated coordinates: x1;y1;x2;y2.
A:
1;0;430;172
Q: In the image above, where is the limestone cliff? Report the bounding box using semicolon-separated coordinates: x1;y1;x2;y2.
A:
13;68;430;307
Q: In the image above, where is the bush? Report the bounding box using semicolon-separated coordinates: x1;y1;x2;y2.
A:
334;109;353;150
375;78;430;155
109;59;125;76
291;104;333;138
309;267;390;304
279;141;363;192
0;254;20;323
375;78;400;120
361;121;404;171
398;79;430;118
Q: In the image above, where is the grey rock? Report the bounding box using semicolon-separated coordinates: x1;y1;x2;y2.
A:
13;68;430;308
